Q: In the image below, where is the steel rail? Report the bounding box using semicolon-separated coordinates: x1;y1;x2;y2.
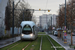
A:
7;42;21;50
47;36;57;50
39;36;43;50
22;42;32;50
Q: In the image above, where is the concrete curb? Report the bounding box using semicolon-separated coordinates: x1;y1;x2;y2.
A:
0;36;20;48
45;32;68;50
0;40;19;48
49;35;69;50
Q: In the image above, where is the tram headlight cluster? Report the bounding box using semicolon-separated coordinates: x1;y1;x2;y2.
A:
21;34;24;36
30;34;33;36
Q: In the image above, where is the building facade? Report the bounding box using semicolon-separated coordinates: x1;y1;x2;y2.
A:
0;0;9;37
39;14;57;29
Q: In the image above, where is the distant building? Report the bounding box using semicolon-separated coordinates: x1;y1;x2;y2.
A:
39;14;57;29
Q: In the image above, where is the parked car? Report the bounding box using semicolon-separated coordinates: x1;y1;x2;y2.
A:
48;31;52;34
40;29;44;32
54;31;58;36
71;32;75;36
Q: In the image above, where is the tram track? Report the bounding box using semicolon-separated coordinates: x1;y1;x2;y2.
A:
47;36;57;50
39;35;56;50
22;41;32;50
5;40;32;50
6;41;21;50
7;42;21;50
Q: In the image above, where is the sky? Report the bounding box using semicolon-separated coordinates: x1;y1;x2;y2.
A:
24;0;69;17
15;0;69;24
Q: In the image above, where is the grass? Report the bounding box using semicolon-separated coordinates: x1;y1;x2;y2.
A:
38;32;46;34
9;41;30;50
48;36;65;50
42;35;54;50
0;41;21;50
25;36;41;50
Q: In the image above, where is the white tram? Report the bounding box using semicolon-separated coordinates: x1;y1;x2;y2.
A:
20;21;38;40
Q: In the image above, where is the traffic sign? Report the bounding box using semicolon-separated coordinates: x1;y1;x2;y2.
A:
39;9;41;11
48;10;50;12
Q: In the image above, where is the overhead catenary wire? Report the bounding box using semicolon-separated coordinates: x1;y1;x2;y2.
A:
45;0;48;9
44;0;48;13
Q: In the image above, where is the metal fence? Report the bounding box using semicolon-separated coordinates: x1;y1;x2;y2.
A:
10;27;21;35
0;26;4;37
0;27;21;37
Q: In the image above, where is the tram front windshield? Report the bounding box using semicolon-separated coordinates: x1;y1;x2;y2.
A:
22;25;32;34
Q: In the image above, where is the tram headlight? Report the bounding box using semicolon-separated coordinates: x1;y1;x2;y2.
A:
21;34;24;36
30;34;33;36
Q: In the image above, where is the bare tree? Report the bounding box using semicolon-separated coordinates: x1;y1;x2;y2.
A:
6;0;32;27
5;0;32;36
57;0;75;30
32;15;37;23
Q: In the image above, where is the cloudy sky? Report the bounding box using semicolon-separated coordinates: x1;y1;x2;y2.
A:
24;0;69;17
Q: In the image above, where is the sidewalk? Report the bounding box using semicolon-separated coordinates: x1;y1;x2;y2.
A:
46;32;75;50
0;36;20;48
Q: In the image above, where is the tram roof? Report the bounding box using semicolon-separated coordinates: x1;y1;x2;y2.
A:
21;21;35;28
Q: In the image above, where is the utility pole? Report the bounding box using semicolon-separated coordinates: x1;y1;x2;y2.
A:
46;14;47;30
51;16;52;31
12;1;14;38
71;0;73;45
63;0;67;43
23;10;24;21
40;16;41;28
53;15;54;26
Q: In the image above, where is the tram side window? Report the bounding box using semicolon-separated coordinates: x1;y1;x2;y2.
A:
21;26;22;33
33;26;35;35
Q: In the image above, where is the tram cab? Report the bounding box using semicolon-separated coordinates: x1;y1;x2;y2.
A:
20;21;38;40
